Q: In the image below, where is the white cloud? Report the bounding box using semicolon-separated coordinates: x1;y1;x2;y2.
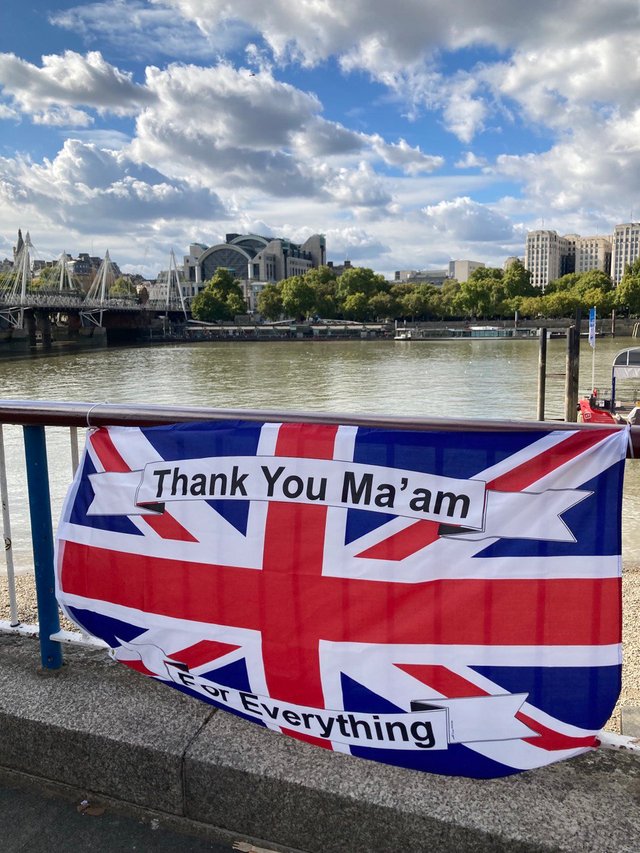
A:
494;108;640;223
324;162;393;209
50;0;251;61
422;197;517;242
455;151;488;169
0;140;225;236
370;136;444;175
146;0;640;152
0;51;153;125
128;63;322;195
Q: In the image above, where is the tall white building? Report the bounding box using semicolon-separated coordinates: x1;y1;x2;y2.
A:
574;236;611;275
611;223;640;284
525;230;612;289
525;230;571;290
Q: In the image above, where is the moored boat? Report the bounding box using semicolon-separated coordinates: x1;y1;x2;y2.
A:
578;346;640;424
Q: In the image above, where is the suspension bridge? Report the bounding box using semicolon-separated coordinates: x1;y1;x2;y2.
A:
0;234;190;346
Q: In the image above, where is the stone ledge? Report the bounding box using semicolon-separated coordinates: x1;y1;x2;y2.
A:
2;637;640;853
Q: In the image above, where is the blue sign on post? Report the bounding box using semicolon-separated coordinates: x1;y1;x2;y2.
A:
588;307;597;348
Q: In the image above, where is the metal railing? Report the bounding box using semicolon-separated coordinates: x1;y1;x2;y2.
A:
1;399;638;671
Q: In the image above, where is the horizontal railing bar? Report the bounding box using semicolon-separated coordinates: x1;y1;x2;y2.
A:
0;398;638;454
49;629;109;649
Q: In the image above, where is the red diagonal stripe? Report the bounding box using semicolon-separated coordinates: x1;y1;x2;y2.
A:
120;659;157;677
397;663;596;751
171;639;240;670
142;512;198;542
356;520;441;560
90;429;129;472
486;429;614;492
359;429;615;562
90;427;198;543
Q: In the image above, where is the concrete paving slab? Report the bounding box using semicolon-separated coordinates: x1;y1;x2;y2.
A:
186;710;640;853
0;636;213;814
621;706;640;737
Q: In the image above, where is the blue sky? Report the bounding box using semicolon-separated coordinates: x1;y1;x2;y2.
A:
1;1;638;277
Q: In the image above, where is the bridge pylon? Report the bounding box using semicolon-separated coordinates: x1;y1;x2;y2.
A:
0;231;34;329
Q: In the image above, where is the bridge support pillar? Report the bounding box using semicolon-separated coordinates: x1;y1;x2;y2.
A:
24;313;37;347
37;313;52;349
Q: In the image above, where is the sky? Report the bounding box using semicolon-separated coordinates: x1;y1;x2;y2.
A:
0;1;639;279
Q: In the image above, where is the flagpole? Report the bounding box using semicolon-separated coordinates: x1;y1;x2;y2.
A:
589;307;596;390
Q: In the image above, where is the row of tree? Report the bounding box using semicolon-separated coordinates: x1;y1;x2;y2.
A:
181;259;640;324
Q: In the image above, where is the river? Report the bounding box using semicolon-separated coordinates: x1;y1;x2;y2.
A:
1;334;639;570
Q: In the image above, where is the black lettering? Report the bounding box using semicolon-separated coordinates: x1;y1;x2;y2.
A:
230;466;248;496
262;704;280;721
282;710;302;727
153;468;171;499
433;491;470;519
189;473;207;496
171;468;188;496
262;465;285;496
315;715;335;738
201;685;230;702
342;472;373;505
372;715;384;740
208;472;228;496
347;714;373;740
374;483;396;508
306;476;327;501
240;692;262;715
385;720;409;742
283;475;304;498
409;488;432;512
335;714;351;737
177;671;195;686
410;720;436;749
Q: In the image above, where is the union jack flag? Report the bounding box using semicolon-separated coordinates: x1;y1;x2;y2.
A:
55;419;627;778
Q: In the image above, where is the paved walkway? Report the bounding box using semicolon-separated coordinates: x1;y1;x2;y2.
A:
0;776;237;853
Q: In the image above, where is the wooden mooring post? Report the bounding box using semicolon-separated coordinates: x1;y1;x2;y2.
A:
537;328;547;421
564;320;581;422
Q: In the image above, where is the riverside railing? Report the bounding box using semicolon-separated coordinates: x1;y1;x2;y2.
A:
1;399;638;672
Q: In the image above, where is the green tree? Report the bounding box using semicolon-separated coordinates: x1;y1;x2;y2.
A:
455;276;497;319
192;268;247;321
109;276;137;297
503;260;536;298
368;291;398;320
336;267;387;303
280;275;316;320
303;266;339;318
571;269;613;297
615;259;640;314
433;280;461;319
191;289;228;322
516;295;546;318
257;283;283;320
545;272;581;294
400;285;436;320
540;291;581;318
342;292;370;321
30;264;60;289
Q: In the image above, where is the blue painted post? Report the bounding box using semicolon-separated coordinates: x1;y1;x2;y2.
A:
23;425;63;670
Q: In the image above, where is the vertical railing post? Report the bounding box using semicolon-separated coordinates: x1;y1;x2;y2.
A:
23;425;63;670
